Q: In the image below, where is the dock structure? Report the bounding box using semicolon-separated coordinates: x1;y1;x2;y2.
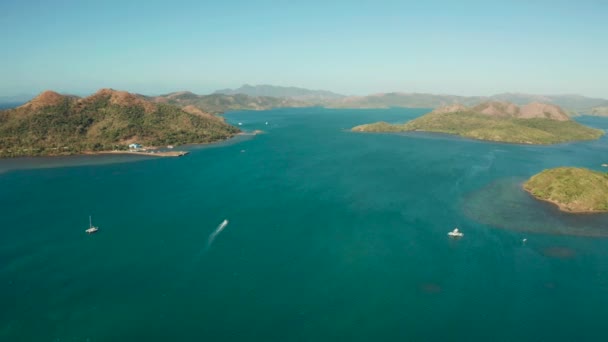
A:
125;150;189;157
98;150;189;157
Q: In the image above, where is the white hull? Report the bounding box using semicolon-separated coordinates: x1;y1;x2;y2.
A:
448;228;463;238
86;216;99;234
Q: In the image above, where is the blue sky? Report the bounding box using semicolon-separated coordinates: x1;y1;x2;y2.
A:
1;0;607;97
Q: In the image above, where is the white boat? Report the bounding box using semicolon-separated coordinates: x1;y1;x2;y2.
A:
238;122;243;126
86;215;99;234
448;228;463;238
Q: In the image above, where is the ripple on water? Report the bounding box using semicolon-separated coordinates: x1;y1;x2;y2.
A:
419;283;442;294
462;178;608;237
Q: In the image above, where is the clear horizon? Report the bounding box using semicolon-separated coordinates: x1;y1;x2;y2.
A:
1;0;607;98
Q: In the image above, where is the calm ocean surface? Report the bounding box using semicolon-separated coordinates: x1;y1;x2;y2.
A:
2;108;608;341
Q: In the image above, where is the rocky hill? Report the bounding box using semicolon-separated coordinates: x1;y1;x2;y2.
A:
0;89;239;157
440;101;571;121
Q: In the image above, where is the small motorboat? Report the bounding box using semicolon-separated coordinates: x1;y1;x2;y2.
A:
448;228;463;238
86;215;99;234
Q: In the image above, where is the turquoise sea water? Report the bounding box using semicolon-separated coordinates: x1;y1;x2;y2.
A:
2;108;608;341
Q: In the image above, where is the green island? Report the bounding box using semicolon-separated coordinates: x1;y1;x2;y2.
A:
352;101;604;144
0;89;240;158
524;167;608;213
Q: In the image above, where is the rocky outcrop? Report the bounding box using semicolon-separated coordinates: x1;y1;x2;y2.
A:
432;101;569;121
520;102;569;121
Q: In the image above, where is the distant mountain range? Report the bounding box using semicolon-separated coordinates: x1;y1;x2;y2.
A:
214;84;345;101
326;92;608;114
326;93;485;109
2;85;607;115
211;85;607;114
489;93;608;111
150;91;309;114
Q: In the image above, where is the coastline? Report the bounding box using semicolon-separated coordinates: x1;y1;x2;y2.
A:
522;185;608;214
88;150;189;157
352;129;543;146
353;127;601;146
237;129;265;136
0;132;253;173
0;131;247;160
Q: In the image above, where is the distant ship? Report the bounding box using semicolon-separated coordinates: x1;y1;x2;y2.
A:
448;228;463;238
86;215;99;234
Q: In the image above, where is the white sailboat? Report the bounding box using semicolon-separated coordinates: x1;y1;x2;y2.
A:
448;228;463;238
86;215;99;234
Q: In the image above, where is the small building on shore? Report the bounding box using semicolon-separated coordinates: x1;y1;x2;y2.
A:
129;143;142;150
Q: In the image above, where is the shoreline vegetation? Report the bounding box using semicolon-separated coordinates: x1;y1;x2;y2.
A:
524;167;608;213
84;130;266;158
0;89;240;158
0;129;264;160
352;102;604;145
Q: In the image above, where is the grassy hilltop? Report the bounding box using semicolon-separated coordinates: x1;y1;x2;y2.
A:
524;167;608;213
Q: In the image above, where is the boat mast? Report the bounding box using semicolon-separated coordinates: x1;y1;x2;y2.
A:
89;215;92;228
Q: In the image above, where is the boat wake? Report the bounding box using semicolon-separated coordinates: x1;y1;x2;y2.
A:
178;219;231;285
205;219;229;250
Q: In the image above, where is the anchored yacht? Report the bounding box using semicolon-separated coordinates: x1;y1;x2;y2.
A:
448;228;463;238
86;216;99;234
